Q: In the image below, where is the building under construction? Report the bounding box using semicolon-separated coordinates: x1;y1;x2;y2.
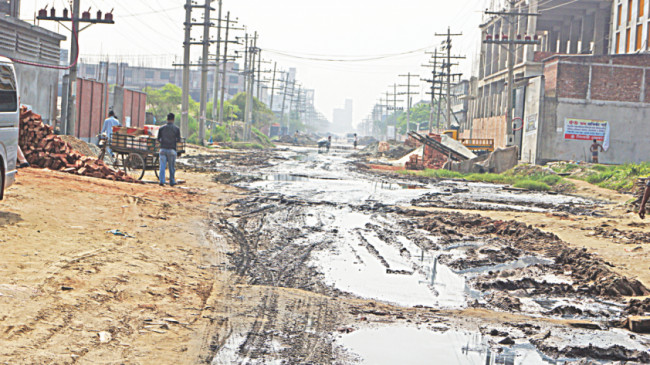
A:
465;0;612;148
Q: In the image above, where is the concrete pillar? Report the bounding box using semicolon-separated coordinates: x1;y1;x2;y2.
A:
559;21;570;53
499;20;508;70
568;16;582;54
592;8;607;55
492;22;501;74
516;5;526;63
580;12;596;53
525;0;539;61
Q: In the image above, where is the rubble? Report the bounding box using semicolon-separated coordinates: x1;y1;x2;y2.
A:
18;107;139;183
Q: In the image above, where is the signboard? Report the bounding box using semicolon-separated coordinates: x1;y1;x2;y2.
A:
525;114;537;134
564;118;610;150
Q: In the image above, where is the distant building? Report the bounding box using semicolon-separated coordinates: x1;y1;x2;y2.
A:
332;99;353;133
75;61;246;103
0;0;20;18
0;8;65;123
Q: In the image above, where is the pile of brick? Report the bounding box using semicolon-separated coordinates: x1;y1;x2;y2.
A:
19;107;139;183
404;134;449;170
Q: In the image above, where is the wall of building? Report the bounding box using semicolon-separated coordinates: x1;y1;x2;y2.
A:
0;17;65;123
523;54;650;164
461;115;508;149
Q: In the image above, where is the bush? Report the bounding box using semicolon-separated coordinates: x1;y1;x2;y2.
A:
513;180;551;191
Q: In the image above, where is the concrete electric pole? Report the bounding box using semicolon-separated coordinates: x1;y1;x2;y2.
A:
398;73;419;133
484;3;539;146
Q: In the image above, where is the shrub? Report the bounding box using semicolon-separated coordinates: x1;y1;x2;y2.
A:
513;180;551;191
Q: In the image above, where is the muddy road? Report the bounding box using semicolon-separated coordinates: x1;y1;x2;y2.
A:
184;146;650;364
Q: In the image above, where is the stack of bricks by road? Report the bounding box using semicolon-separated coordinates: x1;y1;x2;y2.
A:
19;107;140;183
405;134;449;170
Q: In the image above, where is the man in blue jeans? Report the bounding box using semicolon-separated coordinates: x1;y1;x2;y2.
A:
157;113;182;186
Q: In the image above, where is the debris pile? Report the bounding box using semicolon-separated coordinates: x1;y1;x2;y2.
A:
19;107;139;183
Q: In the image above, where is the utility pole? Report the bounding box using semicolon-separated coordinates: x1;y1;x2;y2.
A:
398;73;419;133
38;0;114;135
218;11;233;124
256;50;262;100
484;3;540;145
66;0;80;136
181;0;192;138
435;27;464;130
198;0;213;145
269;62;277;111
211;0;222;127
387;83;403;140
244;32;258;141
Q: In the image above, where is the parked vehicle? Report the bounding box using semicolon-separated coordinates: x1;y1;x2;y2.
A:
0;56;19;200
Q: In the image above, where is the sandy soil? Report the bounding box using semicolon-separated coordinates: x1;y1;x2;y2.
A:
0;167;244;364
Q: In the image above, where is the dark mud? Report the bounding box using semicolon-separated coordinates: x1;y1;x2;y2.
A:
586;225;650;245
208;147;650;364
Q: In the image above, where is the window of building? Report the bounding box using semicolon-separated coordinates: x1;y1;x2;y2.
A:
160;71;170;80
626;28;632;52
640;0;645;17
229;75;238;84
145;70;155;79
616;32;621;53
629;0;634;22
637;23;644;49
228;88;238;96
618;4;623;26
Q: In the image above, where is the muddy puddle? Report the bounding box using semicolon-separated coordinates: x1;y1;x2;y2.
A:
213;147;650;363
335;325;573;365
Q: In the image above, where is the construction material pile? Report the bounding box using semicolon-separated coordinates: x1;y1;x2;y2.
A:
19;107;139;183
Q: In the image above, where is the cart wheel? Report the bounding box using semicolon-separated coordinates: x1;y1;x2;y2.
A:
153;156;160;179
125;153;146;180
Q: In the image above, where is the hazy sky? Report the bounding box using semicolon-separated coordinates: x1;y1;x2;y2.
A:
21;0;488;126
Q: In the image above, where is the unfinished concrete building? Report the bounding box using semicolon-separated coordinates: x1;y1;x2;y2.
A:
465;0;612;148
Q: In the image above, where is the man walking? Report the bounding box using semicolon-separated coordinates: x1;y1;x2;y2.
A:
157;113;181;186
590;139;604;163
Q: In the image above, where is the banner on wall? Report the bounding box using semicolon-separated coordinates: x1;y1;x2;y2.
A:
564;118;610;151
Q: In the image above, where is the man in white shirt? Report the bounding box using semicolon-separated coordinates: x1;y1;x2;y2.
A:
101;111;120;155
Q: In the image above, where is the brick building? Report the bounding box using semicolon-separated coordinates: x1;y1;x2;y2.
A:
519;54;650;164
466;0;612;148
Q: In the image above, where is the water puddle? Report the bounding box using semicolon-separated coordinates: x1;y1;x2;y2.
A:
337;326;571;365
310;208;470;308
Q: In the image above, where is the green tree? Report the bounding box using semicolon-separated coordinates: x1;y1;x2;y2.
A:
229;92;274;128
397;103;433;134
144;84;198;124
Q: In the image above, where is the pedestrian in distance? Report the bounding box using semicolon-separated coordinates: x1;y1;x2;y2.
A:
590;139;604;163
294;131;299;145
353;133;358;150
639;178;650;219
327;135;332;153
101;110;121;156
158;113;182;187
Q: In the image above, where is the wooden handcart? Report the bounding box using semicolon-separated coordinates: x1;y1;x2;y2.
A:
100;133;185;181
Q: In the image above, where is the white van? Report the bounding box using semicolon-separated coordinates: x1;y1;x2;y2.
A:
0;56;18;200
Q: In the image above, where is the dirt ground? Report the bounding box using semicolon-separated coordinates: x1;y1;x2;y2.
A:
0;167;244;364
1;147;649;364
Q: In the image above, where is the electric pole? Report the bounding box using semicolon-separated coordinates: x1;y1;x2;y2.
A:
198;0;213;145
435;27;464;130
38;0;114;135
398;73;419;133
181;0;192;138
269;62;278;111
484;3;540;145
218;11;235;124
211;0;222;126
387;83;403;140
